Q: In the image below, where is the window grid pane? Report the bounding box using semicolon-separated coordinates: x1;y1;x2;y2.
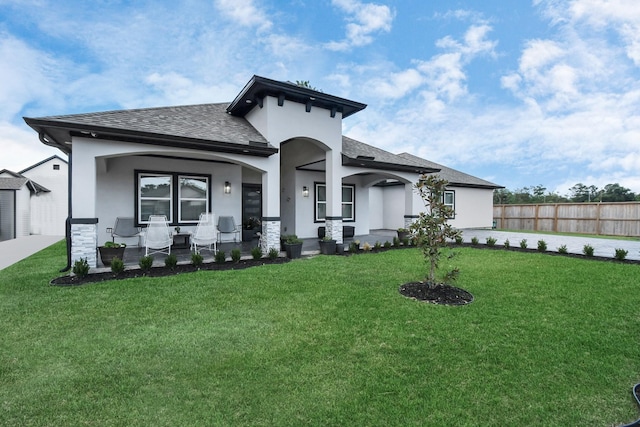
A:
139;174;172;223
179;176;209;223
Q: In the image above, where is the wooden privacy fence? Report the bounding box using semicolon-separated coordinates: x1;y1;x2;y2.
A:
493;202;640;237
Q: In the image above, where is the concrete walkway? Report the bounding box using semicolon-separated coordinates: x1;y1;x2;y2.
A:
461;229;640;261
0;235;64;271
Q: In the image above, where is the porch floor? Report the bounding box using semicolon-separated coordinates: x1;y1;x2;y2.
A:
106;229;399;269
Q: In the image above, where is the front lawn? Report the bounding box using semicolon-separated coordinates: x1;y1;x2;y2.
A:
1;242;639;426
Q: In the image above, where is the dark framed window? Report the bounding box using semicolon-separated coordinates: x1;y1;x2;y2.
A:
314;183;355;222
443;190;455;218
136;170;211;225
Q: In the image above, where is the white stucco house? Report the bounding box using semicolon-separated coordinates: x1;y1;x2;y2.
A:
0;155;68;241
24;75;500;267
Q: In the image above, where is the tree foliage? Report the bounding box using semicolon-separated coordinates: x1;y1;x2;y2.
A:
409;174;461;286
295;80;321;92
494;182;639;204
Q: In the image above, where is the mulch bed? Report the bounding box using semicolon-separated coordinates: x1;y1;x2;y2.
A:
459;242;640;264
51;257;290;286
398;282;474;305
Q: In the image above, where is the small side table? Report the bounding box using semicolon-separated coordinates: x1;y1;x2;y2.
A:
172;233;191;249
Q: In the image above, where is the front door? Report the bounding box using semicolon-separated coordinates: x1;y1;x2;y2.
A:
242;184;262;242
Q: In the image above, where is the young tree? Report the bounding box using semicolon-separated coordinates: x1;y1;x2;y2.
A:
409;174;462;286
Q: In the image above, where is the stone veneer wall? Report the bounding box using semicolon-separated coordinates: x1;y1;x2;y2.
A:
325;217;343;244
261;219;281;254
71;222;98;267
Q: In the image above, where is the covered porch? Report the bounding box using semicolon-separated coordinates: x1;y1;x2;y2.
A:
99;229;399;269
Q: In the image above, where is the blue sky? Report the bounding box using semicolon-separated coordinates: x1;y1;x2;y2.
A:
2;0;640;196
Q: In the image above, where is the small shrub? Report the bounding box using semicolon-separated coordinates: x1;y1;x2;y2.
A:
402;237;409;246
231;248;242;263
139;255;153;272
470;237;479;245
520;239;528;249
614;248;628;261
191;252;203;267
393;237;400;247
268;247;279;260
537;240;547;252
583;244;594;257
373;241;382;251
349;241;360;253
215;250;226;263
558;244;568;254
486;237;497;247
362;242;372;252
72;258;90;278
164;253;178;270
454;234;463;245
383;241;392;249
251;246;263;260
110;257;125;275
503;239;510;249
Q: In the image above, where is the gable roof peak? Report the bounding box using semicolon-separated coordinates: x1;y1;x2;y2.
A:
227;75;366;119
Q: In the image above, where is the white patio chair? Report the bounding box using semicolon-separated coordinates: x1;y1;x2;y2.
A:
217;216;240;243
191;212;217;254
144;215;172;256
111;217;142;247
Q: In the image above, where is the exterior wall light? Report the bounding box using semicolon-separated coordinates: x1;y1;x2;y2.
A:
302;186;309;197
224;181;231;194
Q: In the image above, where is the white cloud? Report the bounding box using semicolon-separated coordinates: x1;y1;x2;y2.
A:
365;23;496;103
214;0;273;32
0;121;63;172
0;34;58;118
325;0;394;51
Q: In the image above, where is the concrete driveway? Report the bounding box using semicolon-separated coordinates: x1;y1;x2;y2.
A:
461;229;640;261
0;235;64;271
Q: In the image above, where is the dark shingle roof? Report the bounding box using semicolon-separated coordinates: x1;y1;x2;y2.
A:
228;75;366;118
0;177;28;190
397;152;502;189
342;136;440;174
24;103;276;157
0;177;49;193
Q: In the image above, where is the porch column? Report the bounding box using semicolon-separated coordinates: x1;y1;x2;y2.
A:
70;219;98;267
404;182;421;229
325;149;343;244
70;144;99;267
260;160;281;254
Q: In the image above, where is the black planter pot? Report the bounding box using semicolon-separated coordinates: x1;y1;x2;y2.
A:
319;239;336;255
98;246;125;266
397;231;410;241
284;242;303;259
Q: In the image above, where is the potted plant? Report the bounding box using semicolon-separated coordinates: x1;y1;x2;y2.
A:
98;241;126;266
284;235;303;259
318;235;336;255
397;227;410;241
242;217;261;242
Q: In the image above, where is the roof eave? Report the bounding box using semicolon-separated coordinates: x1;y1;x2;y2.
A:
227;75;367;118
447;182;505;190
23;117;278;157
342;154;440;174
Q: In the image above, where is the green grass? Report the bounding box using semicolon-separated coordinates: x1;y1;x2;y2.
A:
1;241;639;426
496;228;640;241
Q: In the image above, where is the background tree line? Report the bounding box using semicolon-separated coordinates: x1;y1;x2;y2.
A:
493;183;640;204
